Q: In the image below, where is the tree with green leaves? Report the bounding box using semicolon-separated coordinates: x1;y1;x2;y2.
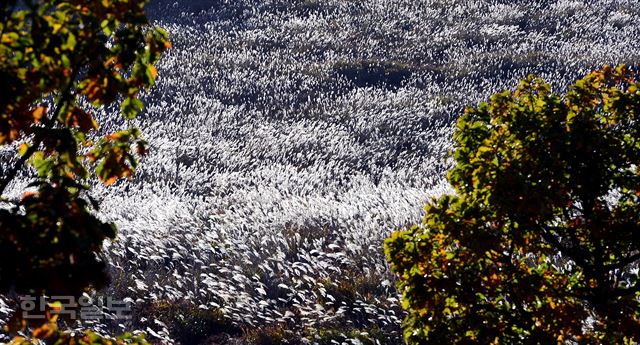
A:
386;65;640;344
0;0;169;343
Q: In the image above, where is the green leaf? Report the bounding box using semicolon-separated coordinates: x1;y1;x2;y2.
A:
60;54;70;68
63;32;76;50
121;97;144;120
101;19;112;36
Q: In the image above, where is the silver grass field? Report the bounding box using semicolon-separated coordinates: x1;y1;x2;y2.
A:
3;0;640;343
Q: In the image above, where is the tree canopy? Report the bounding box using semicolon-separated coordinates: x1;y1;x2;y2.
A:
386;65;640;344
0;0;168;342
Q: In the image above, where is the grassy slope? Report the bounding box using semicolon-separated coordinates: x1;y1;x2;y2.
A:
76;0;640;343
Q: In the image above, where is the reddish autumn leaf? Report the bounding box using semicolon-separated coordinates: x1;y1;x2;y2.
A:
32;106;46;122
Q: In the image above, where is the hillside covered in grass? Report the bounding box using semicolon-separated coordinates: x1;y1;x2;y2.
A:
5;0;638;344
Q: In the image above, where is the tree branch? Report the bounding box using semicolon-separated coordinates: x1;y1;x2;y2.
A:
0;70;77;196
603;252;640;271
609;282;640;297
537;225;595;274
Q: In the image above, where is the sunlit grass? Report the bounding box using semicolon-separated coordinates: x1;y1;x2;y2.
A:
4;0;638;343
